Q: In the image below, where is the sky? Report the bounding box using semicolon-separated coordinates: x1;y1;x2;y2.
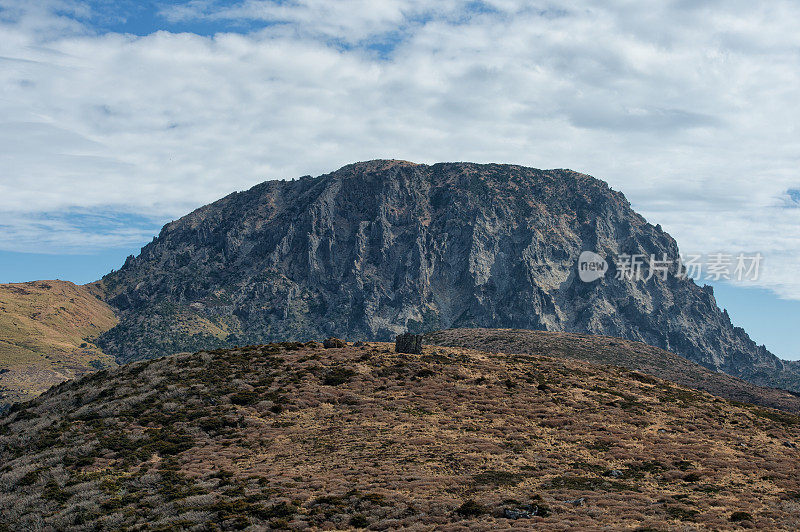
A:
1;0;799;358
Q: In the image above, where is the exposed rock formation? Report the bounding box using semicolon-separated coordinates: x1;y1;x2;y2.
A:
98;160;800;390
323;337;346;349
395;333;423;354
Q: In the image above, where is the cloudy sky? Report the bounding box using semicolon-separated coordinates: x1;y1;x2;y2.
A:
1;1;800;355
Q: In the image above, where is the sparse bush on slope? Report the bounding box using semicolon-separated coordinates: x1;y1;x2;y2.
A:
1;341;800;530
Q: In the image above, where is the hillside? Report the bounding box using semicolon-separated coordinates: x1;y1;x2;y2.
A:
3;341;800;530
96;160;800;391
0;281;117;407
427;328;800;414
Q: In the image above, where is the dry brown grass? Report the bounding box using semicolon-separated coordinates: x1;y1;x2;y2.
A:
0;280;117;405
2;341;800;530
427;328;800;414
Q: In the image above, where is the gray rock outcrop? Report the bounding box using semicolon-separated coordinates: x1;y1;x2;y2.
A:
97;160;800;390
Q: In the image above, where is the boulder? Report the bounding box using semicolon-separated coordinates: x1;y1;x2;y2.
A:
323;337;346;348
396;333;423;354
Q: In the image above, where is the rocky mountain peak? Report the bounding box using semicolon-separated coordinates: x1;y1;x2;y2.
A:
97;161;800;391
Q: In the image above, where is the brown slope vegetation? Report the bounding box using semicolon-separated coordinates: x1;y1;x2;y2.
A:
3;342;800;530
427;328;800;414
0;280;118;407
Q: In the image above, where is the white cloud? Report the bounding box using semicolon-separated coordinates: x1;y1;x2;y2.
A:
160;0;478;42
1;0;800;298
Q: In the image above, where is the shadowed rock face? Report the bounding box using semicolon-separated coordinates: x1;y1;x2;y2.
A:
98;160;799;389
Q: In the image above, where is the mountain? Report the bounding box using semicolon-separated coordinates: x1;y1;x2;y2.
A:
3;340;800;530
0;281;117;407
97;160;800;390
426;328;800;413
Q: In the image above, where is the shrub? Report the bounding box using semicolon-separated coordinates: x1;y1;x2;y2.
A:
549;475;636;492
472;470;525;486
260;501;297;519
627;371;660;385
145;428;194;456
750;408;800;426
279;342;304;351
17;470;38;486
323;368;356;386
456;499;486;517
157;470;204;501
683;472;702;482
230;391;259;406
350;514;369;527
730;511;753;522
43;479;70;503
665;506;699;521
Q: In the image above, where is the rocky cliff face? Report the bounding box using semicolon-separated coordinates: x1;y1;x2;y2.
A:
98;160;800;389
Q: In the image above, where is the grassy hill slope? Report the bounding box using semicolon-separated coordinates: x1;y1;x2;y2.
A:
427;328;800;414
0;281;118;406
2;341;800;530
